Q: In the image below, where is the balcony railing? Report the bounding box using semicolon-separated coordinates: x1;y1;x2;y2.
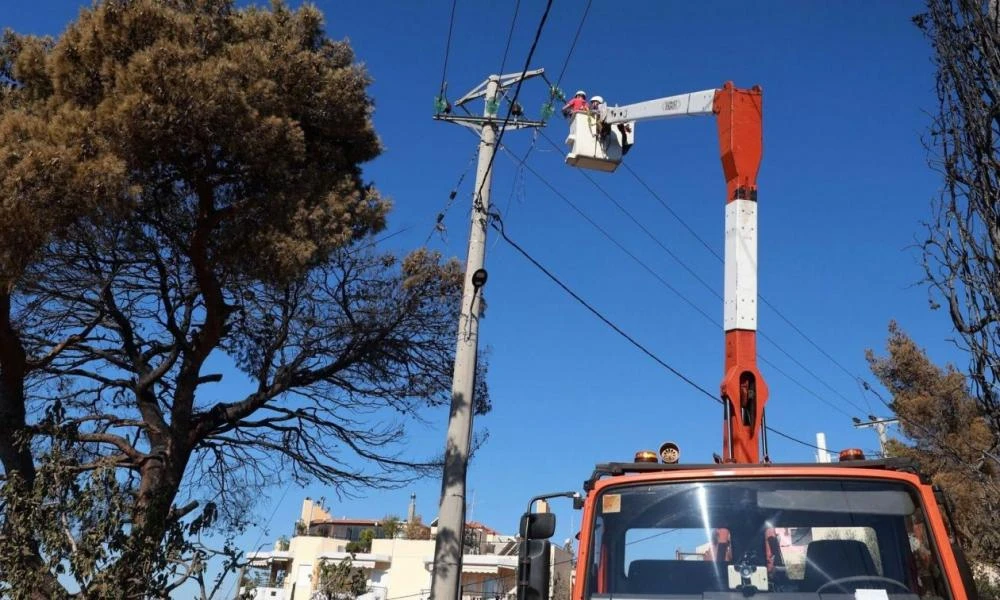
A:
356;585;388;600
244;586;287;600
419;589;515;600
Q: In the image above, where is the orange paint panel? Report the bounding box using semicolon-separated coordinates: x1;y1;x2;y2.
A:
714;82;763;203
720;329;768;463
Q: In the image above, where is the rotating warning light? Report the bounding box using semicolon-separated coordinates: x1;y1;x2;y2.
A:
634;450;658;463
838;448;865;462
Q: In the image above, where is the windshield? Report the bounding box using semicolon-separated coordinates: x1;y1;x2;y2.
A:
585;479;950;599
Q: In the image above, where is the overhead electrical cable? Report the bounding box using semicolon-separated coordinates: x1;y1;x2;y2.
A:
468;0;553;217
497;0;521;76
488;210;835;455
438;0;459;100
621;156;876;415
425;149;479;245
535;130;871;416
499;143;857;420
553;0;593;89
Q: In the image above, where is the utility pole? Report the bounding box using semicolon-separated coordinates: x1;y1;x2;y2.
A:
853;415;898;458
815;432;832;463
429;69;546;600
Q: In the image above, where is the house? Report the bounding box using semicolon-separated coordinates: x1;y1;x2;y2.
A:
241;496;573;600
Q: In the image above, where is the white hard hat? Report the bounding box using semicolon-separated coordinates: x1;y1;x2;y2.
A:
574;90;586;97
591;95;604;104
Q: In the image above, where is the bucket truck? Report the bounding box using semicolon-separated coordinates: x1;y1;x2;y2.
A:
512;83;980;600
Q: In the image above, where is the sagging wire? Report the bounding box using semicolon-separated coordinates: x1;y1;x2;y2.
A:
425;149;479;246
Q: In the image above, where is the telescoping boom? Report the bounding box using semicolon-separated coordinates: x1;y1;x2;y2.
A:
567;82;767;463
510;81;980;600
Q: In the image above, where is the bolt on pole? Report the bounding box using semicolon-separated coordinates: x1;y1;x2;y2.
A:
429;69;546;600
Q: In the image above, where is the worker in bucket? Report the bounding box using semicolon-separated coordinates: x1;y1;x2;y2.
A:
561;90;588;118
590;95;611;139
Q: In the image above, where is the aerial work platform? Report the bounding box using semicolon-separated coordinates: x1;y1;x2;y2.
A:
564;112;634;173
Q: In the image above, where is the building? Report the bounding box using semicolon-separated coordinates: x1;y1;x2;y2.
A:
241;497;573;600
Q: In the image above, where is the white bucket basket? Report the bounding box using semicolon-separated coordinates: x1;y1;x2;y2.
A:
564;112;634;173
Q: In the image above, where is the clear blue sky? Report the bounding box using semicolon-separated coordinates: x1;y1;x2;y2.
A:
5;0;958;595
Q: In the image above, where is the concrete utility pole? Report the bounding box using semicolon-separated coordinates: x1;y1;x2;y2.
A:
430;69;545;600
853;415;898;458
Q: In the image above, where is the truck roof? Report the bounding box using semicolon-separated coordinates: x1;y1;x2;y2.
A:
584;458;926;491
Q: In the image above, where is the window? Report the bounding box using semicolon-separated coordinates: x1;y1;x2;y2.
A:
586;479;951;599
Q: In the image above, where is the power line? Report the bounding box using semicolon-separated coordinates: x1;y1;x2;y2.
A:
438;0;459;99
491;0;524;231
490;213;719;401
508;137;857;420
553;0;593;89
468;0;553;217
757;331;868;416
497;0;521;76
535;130;871;417
425;149;479;245
765;427;825;452
621;161;723;262
861;379;1000;472
620;155;875;415
524;1;591;165
758;355;854;420
489;211;834;456
537;131;721;302
761;297;876;414
350;225;418;255
225;481;294;598
497;145;717;326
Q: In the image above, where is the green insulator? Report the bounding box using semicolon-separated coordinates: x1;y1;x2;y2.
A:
485;98;500;115
540;103;555;120
434;95;448;114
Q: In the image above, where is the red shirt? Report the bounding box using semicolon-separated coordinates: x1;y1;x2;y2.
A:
562;97;588;114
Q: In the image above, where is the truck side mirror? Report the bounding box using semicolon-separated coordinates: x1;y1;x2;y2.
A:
518;539;551;600
520;512;556;540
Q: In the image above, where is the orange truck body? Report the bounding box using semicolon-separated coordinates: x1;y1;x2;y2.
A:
571;460;976;600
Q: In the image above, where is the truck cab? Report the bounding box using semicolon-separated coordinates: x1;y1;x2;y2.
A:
565;459;975;600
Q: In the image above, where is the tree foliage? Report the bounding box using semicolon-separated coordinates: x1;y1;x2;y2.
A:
346;528;375;554
315;556;369;600
867;323;1000;573
916;0;1000;454
379;514;402;539
403;515;431;541
0;1;485;597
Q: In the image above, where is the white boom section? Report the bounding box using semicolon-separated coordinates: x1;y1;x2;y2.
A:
604;89;716;125
724;200;758;332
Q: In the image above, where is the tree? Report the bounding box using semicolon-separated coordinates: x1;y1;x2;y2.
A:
315;556;369;600
380;515;402;539
867;323;1000;577
916;0;1000;459
404;516;431;541
347;528;375;554
0;1;486;597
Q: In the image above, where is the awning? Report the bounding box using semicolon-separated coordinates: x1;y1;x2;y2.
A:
319;552;391;569
423;555;517;574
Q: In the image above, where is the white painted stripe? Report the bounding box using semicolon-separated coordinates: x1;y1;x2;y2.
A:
724;199;758;331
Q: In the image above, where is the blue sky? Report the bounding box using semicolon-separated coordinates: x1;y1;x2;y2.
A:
4;0;958;595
